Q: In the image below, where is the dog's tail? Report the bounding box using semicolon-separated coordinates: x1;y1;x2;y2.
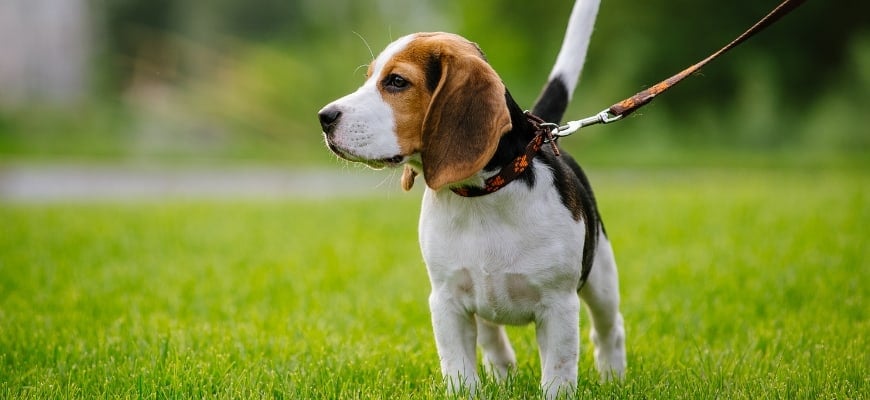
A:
531;0;600;123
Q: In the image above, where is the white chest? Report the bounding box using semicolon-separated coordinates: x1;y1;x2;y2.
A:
418;165;586;325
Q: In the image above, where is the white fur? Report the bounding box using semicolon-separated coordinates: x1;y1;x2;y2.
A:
318;35;415;164
420;162;625;398
549;0;601;98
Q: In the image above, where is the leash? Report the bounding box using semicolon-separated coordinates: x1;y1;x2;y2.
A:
452;0;806;198
549;0;808;139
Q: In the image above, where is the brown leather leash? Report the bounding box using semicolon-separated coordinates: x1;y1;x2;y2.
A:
452;0;807;197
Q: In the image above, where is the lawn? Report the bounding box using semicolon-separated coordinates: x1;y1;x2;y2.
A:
0;167;866;399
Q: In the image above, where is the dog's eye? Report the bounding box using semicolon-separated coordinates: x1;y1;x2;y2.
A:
383;74;409;92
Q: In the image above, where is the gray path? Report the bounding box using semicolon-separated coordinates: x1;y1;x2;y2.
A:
0;164;404;202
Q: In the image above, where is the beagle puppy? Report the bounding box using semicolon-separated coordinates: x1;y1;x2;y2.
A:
318;1;625;397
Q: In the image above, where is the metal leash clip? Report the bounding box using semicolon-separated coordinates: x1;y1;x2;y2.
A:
550;109;624;138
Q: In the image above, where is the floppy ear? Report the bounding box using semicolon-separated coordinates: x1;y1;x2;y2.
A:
421;54;512;190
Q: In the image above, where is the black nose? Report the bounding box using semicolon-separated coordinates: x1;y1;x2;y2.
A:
318;106;342;135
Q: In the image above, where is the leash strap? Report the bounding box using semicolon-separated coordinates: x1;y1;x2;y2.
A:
452;0;806;198
609;0;806;117
551;0;807;138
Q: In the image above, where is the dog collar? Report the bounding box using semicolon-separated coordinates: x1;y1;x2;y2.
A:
451;112;559;197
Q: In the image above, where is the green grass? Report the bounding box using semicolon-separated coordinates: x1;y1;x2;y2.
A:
1;168;866;399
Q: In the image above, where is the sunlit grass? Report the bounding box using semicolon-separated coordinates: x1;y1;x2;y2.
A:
0;168;866;399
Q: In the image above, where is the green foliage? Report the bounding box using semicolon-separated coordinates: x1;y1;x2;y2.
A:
1;168;866;398
0;0;867;164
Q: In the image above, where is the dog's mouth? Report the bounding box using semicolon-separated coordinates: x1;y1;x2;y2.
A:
325;140;405;169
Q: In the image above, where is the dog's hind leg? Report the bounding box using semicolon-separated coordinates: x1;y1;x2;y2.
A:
476;317;516;379
579;232;627;380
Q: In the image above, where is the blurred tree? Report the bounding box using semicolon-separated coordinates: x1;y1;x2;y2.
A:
3;0;864;160
101;0;179;91
94;0;867;110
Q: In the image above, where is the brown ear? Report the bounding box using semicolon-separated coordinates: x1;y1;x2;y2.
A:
421;53;512;190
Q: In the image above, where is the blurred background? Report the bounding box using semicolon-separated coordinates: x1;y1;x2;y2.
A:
0;0;867;169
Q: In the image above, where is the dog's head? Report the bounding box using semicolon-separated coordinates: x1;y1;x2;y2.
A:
318;32;512;191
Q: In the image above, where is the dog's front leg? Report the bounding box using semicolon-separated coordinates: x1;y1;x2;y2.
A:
536;294;580;399
429;292;478;394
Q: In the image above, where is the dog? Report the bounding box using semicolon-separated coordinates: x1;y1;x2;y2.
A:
317;0;625;397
